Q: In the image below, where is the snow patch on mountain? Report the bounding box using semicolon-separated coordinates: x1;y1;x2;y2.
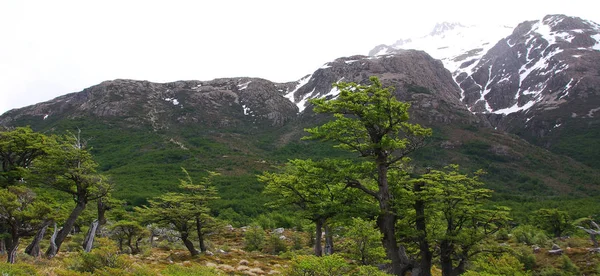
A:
372;22;514;73
285;74;313;113
592;34;600;50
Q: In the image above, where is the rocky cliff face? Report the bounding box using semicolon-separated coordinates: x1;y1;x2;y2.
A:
285;50;483;125
0;78;299;130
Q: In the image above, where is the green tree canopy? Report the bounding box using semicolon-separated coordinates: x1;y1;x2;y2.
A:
304;76;431;275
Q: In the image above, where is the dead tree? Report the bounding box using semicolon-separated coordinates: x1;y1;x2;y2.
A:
577;220;600;248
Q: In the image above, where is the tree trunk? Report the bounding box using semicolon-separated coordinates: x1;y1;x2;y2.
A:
181;231;198;256
6;236;19;264
414;181;432;276
195;217;206;252
375;157;410;275
46;223;59;258
82;220;99;252
324;222;334;255
440;240;453;276
46;200;86;258
127;234;135;254
134;237;143;254
0;237;5;255
25;220;51;257
314;218;324;256
378;213;410;275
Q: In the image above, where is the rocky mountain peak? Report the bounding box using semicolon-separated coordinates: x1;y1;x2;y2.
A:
429;22;465;36
0;78;299;129
286;51;482;125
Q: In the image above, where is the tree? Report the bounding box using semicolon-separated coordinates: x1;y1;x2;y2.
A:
576;218;600;248
260;159;372;256
0;186;53;263
0;127;54;188
0;127;56;256
305;76;431;275
534;208;572;238
340;217;387;266
110;220;148;254
416;165;510;276
135;168;218;256
34;130;112;257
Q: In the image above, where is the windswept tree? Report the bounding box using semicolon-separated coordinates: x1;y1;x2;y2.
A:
305;77;431;275
34;130;112;257
0;127;55;188
0;127;58;261
415;165;510;276
135;168;218;256
0;186;53;263
260;159;373;256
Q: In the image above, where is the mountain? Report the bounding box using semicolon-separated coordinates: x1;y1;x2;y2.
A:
370;14;600;169
1;15;600;220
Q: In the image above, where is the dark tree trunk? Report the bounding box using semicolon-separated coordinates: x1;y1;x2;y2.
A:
25;220;51;257
97;198;108;227
127;235;135;254
181;231;198;256
0;237;5;255
324;223;334;255
440;240;453;276
46;201;86;258
195;217;206;252
6;235;19;264
82;220;99;252
375;157;411;275
134;237;143;254
378;213;410;275
314;218;324;256
118;238;124;252
414;181;432;276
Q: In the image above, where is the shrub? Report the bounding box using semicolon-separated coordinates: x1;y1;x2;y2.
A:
161;264;224;275
291;232;304;250
244;224;265;251
511;225;549;245
354;265;392;275
340;218;387;266
66;238;131;273
285;254;351;276
263;233;288;255
464;253;527;276
0;262;38;276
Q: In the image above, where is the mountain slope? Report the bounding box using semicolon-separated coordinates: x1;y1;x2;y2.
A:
371;14;600;169
1;23;599;217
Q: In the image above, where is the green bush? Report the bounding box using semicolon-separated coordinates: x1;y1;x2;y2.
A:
244;224;265;251
66;238;130;273
263;233;288;255
0;262;39;276
285;254;351;276
354;265;392;275
464;253;528;276
291;232;304;250
511;225;549;245
161;264;224;275
340;218;387;266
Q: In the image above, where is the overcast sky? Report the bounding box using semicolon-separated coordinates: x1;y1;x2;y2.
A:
1;0;599;114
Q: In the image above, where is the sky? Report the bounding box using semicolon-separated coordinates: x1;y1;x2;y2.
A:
1;0;599;114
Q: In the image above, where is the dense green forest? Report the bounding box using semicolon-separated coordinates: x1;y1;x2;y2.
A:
1;78;600;275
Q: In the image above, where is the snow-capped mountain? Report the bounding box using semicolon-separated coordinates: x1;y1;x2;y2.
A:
459;14;600;116
369;15;600;118
369;22;514;75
